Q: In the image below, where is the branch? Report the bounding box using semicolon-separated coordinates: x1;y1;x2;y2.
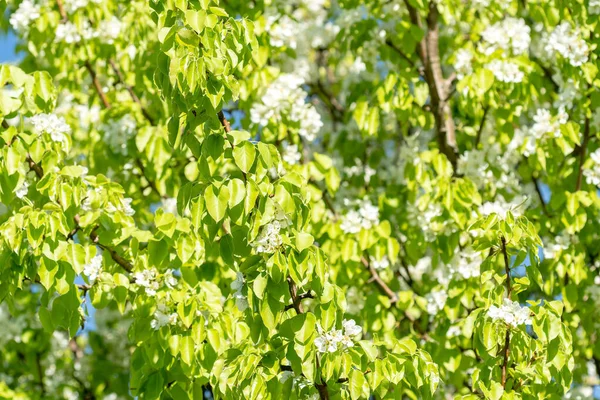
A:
500;236;511;298
404;0;457;167
108;59;155;125
56;0;68;21
217;110;232;133
361;256;398;304
575;113;591;192
84;61;111;109
89;227;133;273
284;291;314;311
532;177;551;217
385;39;417;69
474;106;489;149
26;155;44;179
35;352;46;397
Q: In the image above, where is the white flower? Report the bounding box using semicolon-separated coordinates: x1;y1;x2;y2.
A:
253;220;284;253
107;197;135;216
56;22;82;43
485;60;524;83
161;197;178;215
15;180;30;199
370;255;390;270
250;74;323;142
151;304;178;330
9;0;41;35
480;18;531;56
163;269;178;289
584;149;600;186
342;319;362;337
426;290;448;315
340;210;362;234
446;325;462;338
83;254;103;281
545;22;589;67
30;113;72;143
454;49;473;79
531;108;560;139
282;141;302;165
450;249;481;279
100;115;137;156
487;298;532;327
479;195;526;219
97;17;122;44
134;268;160;296
591;0;600;15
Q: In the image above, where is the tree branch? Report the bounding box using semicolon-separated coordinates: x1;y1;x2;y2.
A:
500;236;511;298
84;61;111;109
108;59;155;125
474;106;489;149
217;110;232;133
575;113;591;192
361;256;398;304
90;227;133;273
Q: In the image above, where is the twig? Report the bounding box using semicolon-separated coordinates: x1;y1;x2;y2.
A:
361;256;398;304
575;113;591;192
500;235;512;388
532;177;550;217
108;59;155;125
90;227;133;273
84;61;110;109
474;106;489;149
385;39;417;69
35;352;46;397
26;155;44;178
217;110;232;133
500;236;511;298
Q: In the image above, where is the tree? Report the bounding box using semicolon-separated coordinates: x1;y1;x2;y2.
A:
0;0;598;398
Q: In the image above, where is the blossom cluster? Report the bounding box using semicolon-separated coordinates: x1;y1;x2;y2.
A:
106;197;136;216
9;0;40;35
253;206;290;254
545;22;589;67
55;18;123;45
314;319;362;353
99;115;137;156
340;199;380;234
134;268;177;296
151;303;179;330
83;254;103;282
487;298;532;327
30;113;72;144
250;74;323;141
426;289;448;315
583;149;600;186
485;60;524;83
480;17;531;56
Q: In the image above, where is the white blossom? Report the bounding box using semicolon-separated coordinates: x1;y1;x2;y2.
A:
487;298;532;327
9;0;41;35
15;180;30;199
107;197;135;216
450;249;481;279
30;113;72;143
485;60;524;83
314;319;362;353
100;115;137;156
163;270;178;289
426;289;448;315
83;254;103;282
591;0;600;15
250;74;323;141
161;197;178;215
151;304;178;330
133;268;160;296
282;141;302;165
97;17;123;44
454;49;473;79
545;22;589;67
480;18;531;56
583;149;600;186
370;255;390;270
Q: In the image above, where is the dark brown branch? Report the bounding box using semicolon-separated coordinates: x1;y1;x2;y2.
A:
56;0;68;21
575;113;591;191
90;227;133;273
108;59;155;125
361;256;398;304
385;39;417;69
500;236;511;298
217;110;232;133
84;61;111;109
35;352;46;397
474;106;489;148
532;177;550;217
284;291;314;311
26;155;44;179
135;158;162;198
501;329;511;388
67;215;81;241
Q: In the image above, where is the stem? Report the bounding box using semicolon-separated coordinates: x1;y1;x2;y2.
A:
90;227;133;273
474;106;489;149
35;352;46;397
361;256;398;304
217;110;232;133
501;329;511;388
109;59;155;125
84;61;111;109
500;236;511;298
533;177;550;217
575;113;590;192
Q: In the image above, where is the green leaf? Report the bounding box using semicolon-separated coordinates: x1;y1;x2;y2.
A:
205;184;228;222
233;141;256;173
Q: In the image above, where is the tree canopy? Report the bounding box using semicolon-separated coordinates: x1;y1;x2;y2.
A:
0;0;599;399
